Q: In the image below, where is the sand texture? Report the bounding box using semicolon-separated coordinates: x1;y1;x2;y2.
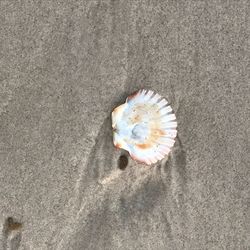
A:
0;1;249;249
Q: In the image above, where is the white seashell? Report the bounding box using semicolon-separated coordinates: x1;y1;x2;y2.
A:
111;89;177;165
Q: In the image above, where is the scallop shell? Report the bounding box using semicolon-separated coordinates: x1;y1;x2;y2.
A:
112;89;177;165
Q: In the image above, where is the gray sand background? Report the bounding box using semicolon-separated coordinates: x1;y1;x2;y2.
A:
0;0;249;249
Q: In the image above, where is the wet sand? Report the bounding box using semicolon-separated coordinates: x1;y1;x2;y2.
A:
0;1;249;249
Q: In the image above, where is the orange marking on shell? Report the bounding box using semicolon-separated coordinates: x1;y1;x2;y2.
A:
156;129;165;136
133;127;166;152
133;114;142;123
115;143;122;149
127;91;139;101
136;143;152;149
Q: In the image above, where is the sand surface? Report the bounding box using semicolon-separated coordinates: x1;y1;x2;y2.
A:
0;1;249;249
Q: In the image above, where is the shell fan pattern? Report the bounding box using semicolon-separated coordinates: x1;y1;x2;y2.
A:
112;89;177;165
